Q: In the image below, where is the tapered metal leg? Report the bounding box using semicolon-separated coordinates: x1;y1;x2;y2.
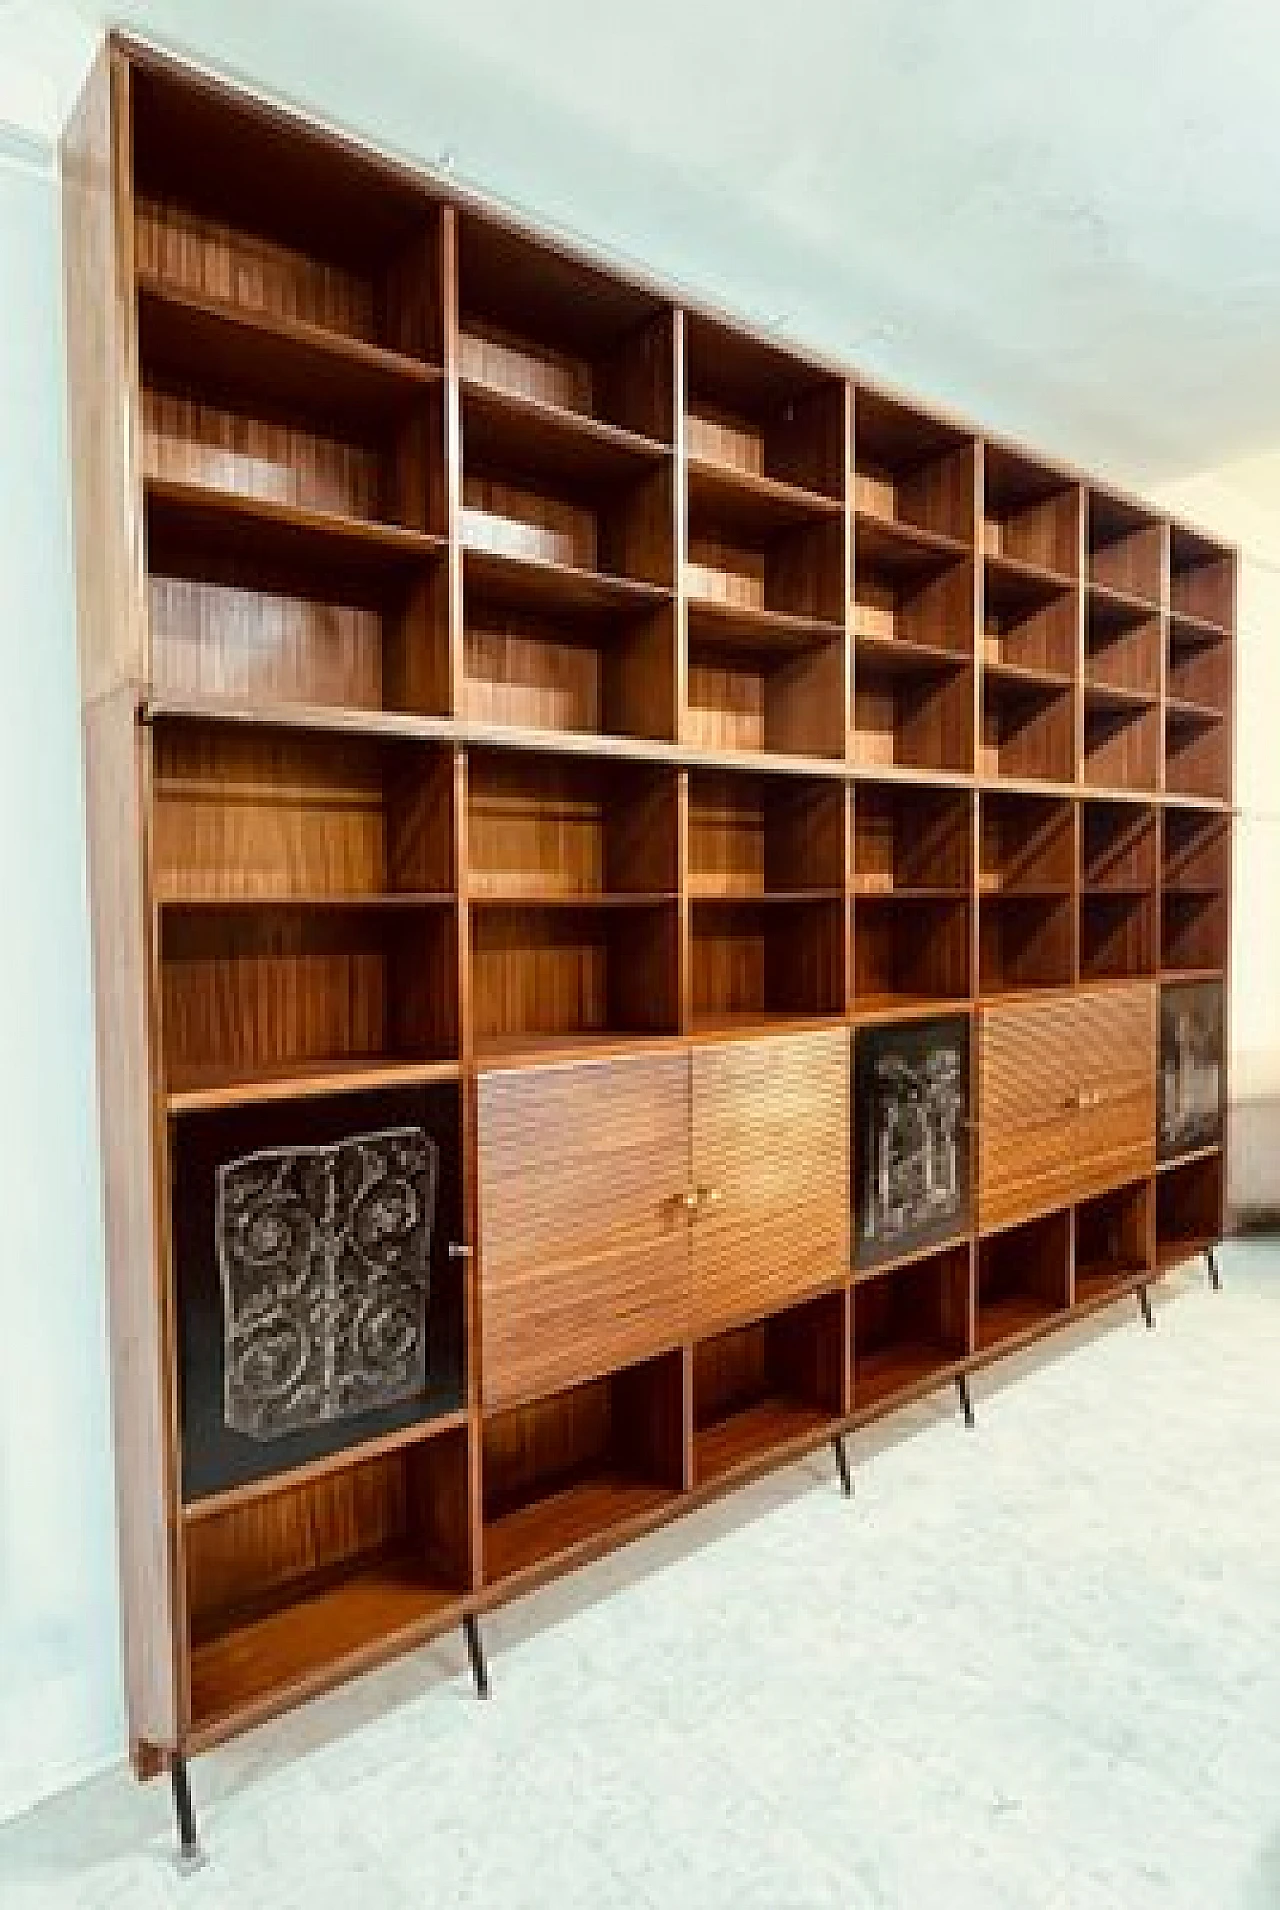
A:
1138;1285;1154;1329
833;1434;853;1497
1206;1246;1221;1292
170;1755;200;1866
956;1374;974;1428
464;1614;490;1699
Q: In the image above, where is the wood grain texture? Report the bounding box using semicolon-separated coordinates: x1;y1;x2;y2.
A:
476;1055;690;1406
978;984;1156;1229
689;1031;849;1334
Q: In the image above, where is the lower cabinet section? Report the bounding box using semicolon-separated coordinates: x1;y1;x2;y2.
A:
1156;1153;1225;1270
853;1245;971;1410
481;1351;686;1586
692;1292;846;1488
184;1426;471;1739
976;1210;1072;1353
1073;1179;1151;1307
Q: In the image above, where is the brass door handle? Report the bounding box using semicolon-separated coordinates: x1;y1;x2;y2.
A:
697;1184;724;1211
448;1241;473;1260
680;1189;700;1213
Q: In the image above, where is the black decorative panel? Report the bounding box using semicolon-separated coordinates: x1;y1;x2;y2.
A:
174;1086;463;1505
1159;980;1225;1161
854;1016;970;1271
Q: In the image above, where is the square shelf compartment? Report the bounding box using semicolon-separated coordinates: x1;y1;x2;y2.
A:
976;1210;1071;1351
1083;690;1160;792
132;63;445;384
853;391;975;543
1087;492;1163;606
685;612;846;759
852;648;974;774
1074;1180;1151;1308
853;897;971;1011
1085;591;1162;695
457;213;675;444
1167;621;1231;715
981;672;1075;783
1156;1155;1223;1270
1081;803;1157;982
172;1080;466;1506
185;1424;470;1737
1162;808;1230;893
468;751;679;1054
852;782;972;896
853;1245;971;1411
467;749;678;903
691;896;846;1028
482;1351;685;1583
684;315;845;503
693;1292;846;1487
983;560;1078;681
1165;705;1229;801
979;793;1075;994
983;447;1081;581
687;769;845;898
1169;525;1234;634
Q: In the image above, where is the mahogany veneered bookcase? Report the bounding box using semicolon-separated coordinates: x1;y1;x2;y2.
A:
62;36;1235;1853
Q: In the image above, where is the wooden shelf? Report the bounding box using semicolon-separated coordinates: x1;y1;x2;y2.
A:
189;1553;463;1738
483;1474;677;1585
146;477;447;596
693;1397;835;1488
1083;679;1158;712
853;1245;969;1409
854;511;972;572
462;543;672;621
686;595;845;655
985;657;1075;693
856;631;970;674
461;376;671;492
136;271;441;428
166;1055;460;1115
687;454;843;538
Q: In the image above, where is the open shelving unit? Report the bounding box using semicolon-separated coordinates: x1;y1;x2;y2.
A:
63;37;1236;1801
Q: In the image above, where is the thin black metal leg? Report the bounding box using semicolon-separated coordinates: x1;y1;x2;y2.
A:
833;1434;852;1497
1138;1285;1154;1330
1206;1245;1221;1291
170;1755;200;1865
464;1614;490;1700
956;1374;974;1428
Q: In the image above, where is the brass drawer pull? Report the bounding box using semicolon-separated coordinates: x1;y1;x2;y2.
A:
696;1184;724;1212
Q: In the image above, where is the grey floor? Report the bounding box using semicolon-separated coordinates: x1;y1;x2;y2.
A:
2;1239;1278;1909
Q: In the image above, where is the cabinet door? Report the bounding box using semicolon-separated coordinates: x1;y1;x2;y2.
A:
477;1054;690;1409
979;984;1156;1230
690;1030;850;1337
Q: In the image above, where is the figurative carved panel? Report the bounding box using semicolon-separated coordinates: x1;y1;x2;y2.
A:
1159;981;1224;1161
854;1017;970;1270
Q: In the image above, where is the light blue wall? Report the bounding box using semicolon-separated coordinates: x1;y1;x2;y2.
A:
0;151;124;1823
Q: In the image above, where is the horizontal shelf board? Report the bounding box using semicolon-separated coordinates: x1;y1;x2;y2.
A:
189;1555;464;1741
474;1029;686;1069
852;1231;971;1285
182;1408;471;1526
460;377;672;491
693;1397;836;1490
468;888;677;909
983;549;1078;606
1156;1143;1223;1174
852;993;972;1023
854;511;973;574
1165;695;1226;727
1083;679;1159;711
852;884;970;901
462;543;672;621
1087;578;1161;618
975;980;1075;1006
1073;1263;1149;1309
145;478;447;594
686;1010;848;1041
1160;964;1227;983
983;658;1075;696
1163;883;1224;899
975;1293;1066;1353
854;1341;964;1411
159;890;454;912
689;888;846;906
483;1475;677;1586
145;691;458;745
686;453;843;538
166;1056;460;1115
1155;1231;1220;1273
1168;609;1233;646
136;273;441;427
686;594;846;655
1083;883;1155;899
855;631;972;674
979;882;1073;898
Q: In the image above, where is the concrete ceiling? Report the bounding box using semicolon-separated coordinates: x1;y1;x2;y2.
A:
6;0;1280;485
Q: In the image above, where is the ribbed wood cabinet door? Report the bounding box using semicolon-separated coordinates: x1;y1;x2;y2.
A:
979;983;1157;1230
689;1031;850;1337
477;1055;691;1409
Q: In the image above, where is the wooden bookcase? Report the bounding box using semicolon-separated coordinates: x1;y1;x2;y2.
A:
63;38;1236;1804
